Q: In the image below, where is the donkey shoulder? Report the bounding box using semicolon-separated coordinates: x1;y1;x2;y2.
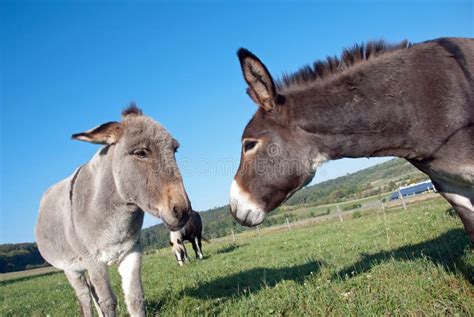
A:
36;173;79;270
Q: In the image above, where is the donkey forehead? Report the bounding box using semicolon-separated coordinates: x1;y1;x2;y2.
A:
123;117;172;143
242;111;284;140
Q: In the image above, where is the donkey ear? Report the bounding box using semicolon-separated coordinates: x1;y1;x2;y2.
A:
238;48;277;111
71;121;123;145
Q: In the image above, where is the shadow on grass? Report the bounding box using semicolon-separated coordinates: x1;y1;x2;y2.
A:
146;299;165;316
333;228;473;283
215;243;248;254
183;259;323;300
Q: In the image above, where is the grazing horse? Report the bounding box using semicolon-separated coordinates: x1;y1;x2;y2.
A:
229;37;474;242
35;105;191;317
169;210;206;266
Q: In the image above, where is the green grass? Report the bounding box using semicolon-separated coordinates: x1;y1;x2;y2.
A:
1;198;473;316
0;266;59;283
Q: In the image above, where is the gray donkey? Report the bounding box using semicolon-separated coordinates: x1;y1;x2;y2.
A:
35;104;191;317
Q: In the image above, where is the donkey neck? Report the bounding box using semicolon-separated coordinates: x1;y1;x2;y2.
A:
288;54;428;161
69;146;143;263
75;146;137;214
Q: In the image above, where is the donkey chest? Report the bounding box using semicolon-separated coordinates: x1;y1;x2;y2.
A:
89;211;144;265
97;239;137;265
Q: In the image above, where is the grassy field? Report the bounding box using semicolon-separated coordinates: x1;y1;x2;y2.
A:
1;198;473;316
0;266;59;283
270;192;393;220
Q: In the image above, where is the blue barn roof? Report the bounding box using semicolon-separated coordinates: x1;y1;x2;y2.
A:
390;181;435;200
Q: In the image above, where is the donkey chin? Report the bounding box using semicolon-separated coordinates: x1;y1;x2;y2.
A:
229;180;266;227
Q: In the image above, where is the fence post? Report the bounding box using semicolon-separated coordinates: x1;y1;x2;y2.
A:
286;217;292;231
398;188;407;211
337;204;343;222
382;203;390;247
231;229;235;242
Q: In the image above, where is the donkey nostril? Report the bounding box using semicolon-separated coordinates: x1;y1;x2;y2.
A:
172;205;190;217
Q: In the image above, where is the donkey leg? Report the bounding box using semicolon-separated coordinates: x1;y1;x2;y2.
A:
87;265;117;317
431;178;474;243
182;243;189;262
198;236;203;259
195;237;203;259
439;191;474;243
64;271;93;317
118;250;145;317
408;160;474;243
190;238;199;259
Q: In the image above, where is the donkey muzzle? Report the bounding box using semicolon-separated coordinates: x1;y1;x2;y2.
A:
159;181;192;230
162;203;190;231
229;180;265;227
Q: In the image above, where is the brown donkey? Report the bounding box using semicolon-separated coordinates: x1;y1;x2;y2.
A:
36;104;191;317
230;37;474;242
169;210;205;266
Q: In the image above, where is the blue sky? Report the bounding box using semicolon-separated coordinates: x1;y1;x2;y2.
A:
1;0;472;243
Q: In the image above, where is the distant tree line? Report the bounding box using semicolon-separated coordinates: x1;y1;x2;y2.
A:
0;243;48;273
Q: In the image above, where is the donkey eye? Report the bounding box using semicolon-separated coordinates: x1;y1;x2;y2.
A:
243;140;258;152
132;148;150;158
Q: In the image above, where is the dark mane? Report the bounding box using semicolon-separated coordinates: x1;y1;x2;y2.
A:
277;40;412;90
122;102;143;117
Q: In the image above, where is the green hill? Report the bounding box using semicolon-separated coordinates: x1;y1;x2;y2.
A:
284;157;424;207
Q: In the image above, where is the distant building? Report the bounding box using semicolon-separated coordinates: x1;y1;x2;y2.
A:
389;180;436;201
